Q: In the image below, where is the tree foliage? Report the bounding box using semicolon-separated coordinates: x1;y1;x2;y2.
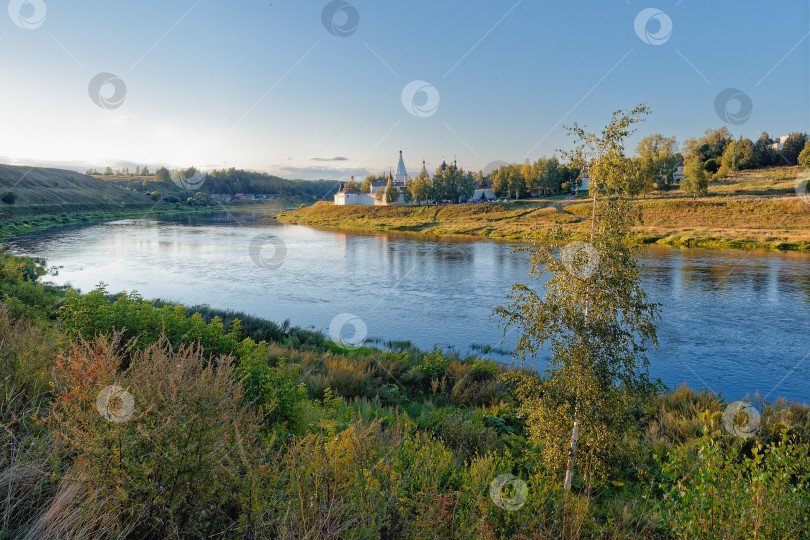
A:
781;133;808;165
682;156;709;197
497;104;659;485
385;178;399;204
798;141;810;169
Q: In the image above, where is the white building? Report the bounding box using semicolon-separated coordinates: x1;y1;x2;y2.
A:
770;135;790;151
334;152;415;206
577;167;590;192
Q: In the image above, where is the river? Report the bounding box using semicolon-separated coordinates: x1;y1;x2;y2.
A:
7;210;810;404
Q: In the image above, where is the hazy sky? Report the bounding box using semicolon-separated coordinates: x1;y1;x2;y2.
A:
1;0;807;179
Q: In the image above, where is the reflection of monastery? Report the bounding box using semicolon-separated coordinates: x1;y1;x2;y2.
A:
334;151;494;206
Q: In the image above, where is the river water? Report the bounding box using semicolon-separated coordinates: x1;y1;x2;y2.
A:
7;211;810;403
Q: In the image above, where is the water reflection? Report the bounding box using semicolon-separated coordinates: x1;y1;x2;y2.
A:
7;210;810;404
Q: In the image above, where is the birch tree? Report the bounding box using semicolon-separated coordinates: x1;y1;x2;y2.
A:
496;105;659;490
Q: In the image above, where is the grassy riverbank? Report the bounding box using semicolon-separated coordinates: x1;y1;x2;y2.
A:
0;199;295;240
2;249;810;537
279;166;810;252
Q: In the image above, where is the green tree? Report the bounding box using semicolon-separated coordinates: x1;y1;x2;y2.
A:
635;134;678;194
781;132;808;165
520;161;535;196
458;171;475;201
142;166;151;176
543;158;564;195
154;167;171;183
360;176;372;193
683;127;732;171
721;139;744;172
682;156;708;197
721;138;755;172
753;132;775;168
384;178;399;204
1;192;17;205
508;166;526;199
433;164;462;202
402;178;414;203
798;140;810;169
492;166;509;198
492;165;525;199
104;167;114;176
410;172;432;204
150;191;162;202
344;180;360;191
497;104;658;489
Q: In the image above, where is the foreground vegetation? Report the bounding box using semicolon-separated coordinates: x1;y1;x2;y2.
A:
1;244;809;537
280;166;810;252
4;110;810;538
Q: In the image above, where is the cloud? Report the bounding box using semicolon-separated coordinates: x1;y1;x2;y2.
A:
309;156;350;162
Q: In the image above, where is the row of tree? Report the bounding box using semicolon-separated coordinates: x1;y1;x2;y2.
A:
491;158;582;199
347;165;479;204
87;166;152;176
679;128;809;197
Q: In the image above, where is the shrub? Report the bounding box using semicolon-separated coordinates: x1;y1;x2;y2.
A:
0;192;17;205
658;429;810;538
38;337;264;538
469;358;498;382
416;350;449;380
59;286;242;358
273;418;460;538
236;338;307;427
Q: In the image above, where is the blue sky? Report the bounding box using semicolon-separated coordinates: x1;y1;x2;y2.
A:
1;0;808;179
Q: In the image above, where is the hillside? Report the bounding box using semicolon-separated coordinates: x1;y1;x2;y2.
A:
0;164;152;215
97;169;340;201
279;166;810;251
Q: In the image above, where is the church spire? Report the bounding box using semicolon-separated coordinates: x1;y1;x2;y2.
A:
394;150;408;184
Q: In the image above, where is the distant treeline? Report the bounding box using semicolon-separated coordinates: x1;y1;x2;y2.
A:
203;168;338;199
92;166;340;201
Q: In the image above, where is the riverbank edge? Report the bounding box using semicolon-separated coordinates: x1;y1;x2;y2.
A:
0;200;297;242
277;204;810;253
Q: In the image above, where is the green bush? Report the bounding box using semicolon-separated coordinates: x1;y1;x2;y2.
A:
59;285;242;358
658;428;810;538
415;349;449;380
469;358;498;381
1;192;17;205
236;338;306;427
